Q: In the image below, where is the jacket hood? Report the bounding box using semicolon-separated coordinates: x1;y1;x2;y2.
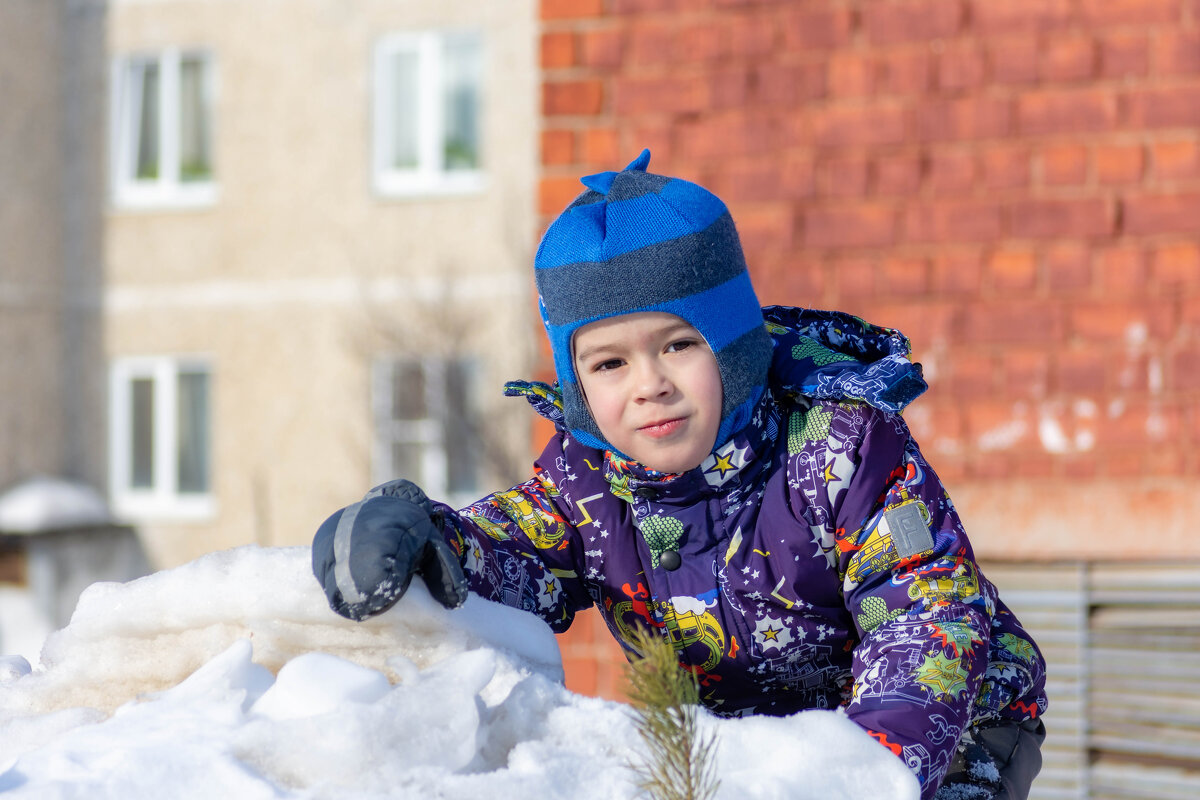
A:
504;304;926;431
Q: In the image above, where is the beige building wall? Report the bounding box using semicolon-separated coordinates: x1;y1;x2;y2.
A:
104;0;539;566
0;1;66;487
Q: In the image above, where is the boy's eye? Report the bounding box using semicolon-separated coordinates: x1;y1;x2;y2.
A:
666;339;698;353
592;358;624;372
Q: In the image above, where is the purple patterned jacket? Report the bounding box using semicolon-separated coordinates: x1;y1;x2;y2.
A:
440;306;1047;798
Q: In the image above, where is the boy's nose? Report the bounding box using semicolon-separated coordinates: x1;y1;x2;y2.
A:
633;359;673;400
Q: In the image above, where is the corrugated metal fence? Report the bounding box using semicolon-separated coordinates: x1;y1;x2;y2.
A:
985;562;1200;800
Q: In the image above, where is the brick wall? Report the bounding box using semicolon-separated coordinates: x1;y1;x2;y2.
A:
539;0;1200;699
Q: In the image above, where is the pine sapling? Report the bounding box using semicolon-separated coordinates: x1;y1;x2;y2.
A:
624;625;720;800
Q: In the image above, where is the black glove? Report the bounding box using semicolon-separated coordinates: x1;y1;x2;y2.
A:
312;479;469;620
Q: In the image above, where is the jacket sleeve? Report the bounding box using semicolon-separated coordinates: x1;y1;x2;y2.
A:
825;403;997;800
435;432;595;633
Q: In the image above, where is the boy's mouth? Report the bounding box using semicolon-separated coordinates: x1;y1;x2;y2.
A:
638;418;686;438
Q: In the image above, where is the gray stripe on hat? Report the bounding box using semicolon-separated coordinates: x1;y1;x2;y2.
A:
333;503;367;604
607;171;671;202
715;325;774;418
536;213;745;327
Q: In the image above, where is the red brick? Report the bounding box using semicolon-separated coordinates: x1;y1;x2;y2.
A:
988;249;1038;292
735;204;795;253
541;129;574;166
871;301;960;346
614;75;707;115
946;355;999;398
1152;242;1200;288
906;401;965;444
1002;349;1052;396
729;13;779;58
903;201;1004;243
1157;32;1200;75
1124;193;1200;236
1095;143;1144;184
964;400;1035;452
1046;244;1093;292
875;50;932;95
1017;88;1119;135
1176;349;1200;390
1070;302;1174;342
676;114;770;160
863;0;965;45
543;79;605;116
928;150;977;194
875;153;923;195
1056;348;1108;394
818;155;870;198
937;45;987;93
990;37;1040;85
1096;246;1146;294
980;145;1032;189
713;156;785;203
1128;87;1200;128
831;257;879;300
629;123;673;162
1078;0;1182;26
781;8;855;51
1152;139;1200;180
627;22;677;67
804;204;897;249
541;31;577;69
1040;143;1089;185
1184;296;1200;326
579;28;623;69
675;22;726;63
829;52;873;98
581;128;619;166
753;63;825;106
1059;454;1099;480
1011;198;1113;239
1101;401;1183;450
917;98;1011;141
769;256;826;307
963;300;1065;344
542;0;605;19
972;0;1075;34
781;152;817;199
1098;33;1149;79
540;176;584;215
812;104;909;148
932;249;985;295
881;257;930;297
710;68;750;110
1041;35;1097;83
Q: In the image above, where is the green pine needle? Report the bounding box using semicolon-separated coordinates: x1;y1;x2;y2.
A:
624;625;721;800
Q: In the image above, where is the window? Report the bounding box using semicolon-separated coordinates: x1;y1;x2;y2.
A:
111;50;215;208
373;30;484;196
109;357;213;519
372;357;478;506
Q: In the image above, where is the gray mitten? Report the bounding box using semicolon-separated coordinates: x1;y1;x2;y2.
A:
312;479;468;620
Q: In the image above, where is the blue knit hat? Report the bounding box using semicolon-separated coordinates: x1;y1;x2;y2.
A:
535;149;773;458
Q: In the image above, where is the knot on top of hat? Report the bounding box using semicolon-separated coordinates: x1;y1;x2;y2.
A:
579;148;652;195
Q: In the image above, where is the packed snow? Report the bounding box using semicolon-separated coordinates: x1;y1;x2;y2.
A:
0;545;919;799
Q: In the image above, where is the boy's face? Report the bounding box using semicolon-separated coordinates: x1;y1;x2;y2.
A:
573;311;722;473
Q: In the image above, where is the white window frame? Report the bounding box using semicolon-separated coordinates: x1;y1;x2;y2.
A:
109;356;215;521
371;356;478;509
372;30;486;197
110;49;218;210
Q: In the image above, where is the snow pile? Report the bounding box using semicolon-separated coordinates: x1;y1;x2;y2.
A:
0;477;111;534
0;546;919;799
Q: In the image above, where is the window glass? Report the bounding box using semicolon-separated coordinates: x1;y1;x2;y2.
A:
441;33;481;172
179;56;212;183
130;377;155;489
135;61;160;181
391;360;426;420
390;48;420;170
445;360;475;493
177;370;210;494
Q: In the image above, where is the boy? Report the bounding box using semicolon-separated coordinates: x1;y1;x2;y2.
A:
312;151;1047;800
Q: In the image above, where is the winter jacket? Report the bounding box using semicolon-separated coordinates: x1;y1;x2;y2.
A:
438;306;1047;799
